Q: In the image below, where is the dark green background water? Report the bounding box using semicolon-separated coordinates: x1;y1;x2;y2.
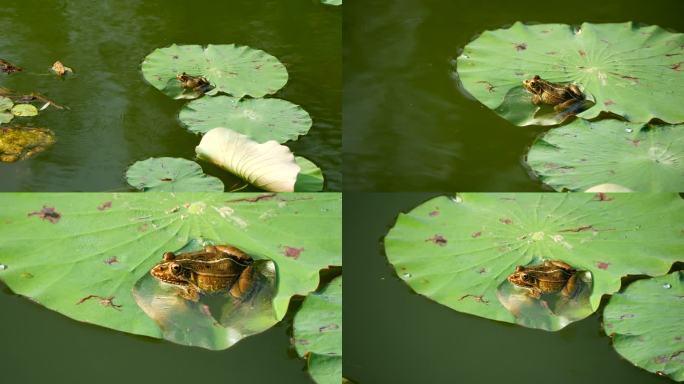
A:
343;193;672;384
0;0;341;191
343;0;684;192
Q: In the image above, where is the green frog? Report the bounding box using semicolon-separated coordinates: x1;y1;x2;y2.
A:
507;259;578;299
150;244;254;301
522;75;585;111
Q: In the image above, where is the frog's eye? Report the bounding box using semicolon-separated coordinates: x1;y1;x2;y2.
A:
171;263;182;274
521;274;530;281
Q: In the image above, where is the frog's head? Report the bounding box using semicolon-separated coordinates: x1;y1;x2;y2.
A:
150;252;193;287
522;75;543;94
507;266;537;288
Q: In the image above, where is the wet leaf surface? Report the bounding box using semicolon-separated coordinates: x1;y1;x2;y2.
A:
457;22;684;125
604;272;684;381
295;157;325;192
125;157;225;192
526;120;684;192
384;193;683;331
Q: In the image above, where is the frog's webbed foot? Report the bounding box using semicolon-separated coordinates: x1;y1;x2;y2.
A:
229;266;255;300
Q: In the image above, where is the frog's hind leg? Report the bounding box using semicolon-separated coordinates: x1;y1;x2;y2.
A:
561;273;579;298
229;266;255;300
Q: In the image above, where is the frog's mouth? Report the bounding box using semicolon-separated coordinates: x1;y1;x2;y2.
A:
150;266;186;287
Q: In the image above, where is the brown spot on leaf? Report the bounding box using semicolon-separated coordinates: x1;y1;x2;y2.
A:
471;231;482;238
597;261;610;270
514;42;527;51
283;246;304;259
429;210;440;217
426;234;447;246
671;61;684;71
476;80;496;92
28;205;61;224
226;193;277;203
499;218;513;225
104;256;119;265
97;201;112;211
160;178;173;182
459;294;489;304
631;139;641;147
578;49;587;57
558;225;594;233
545;51;559;55
594;192;613;202
76;295;122;311
319;324;339;332
619;313;634;320
477;267;487;274
604;100;615;106
138;223;149;232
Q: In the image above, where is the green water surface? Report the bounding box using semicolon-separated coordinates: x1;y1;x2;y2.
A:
343;0;684;191
0;0;340;191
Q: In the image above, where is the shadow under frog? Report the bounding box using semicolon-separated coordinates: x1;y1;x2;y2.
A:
496;258;593;331
133;239;278;349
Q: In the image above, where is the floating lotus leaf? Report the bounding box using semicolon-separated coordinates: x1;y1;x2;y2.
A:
293;276;342;384
0;96;13;111
11;103;38;117
0;193;341;349
384;193;683;331
457;22;684;125
321;0;342;5
142;44;288;99
0;126;55;162
125;157;224;192
179;96;312;143
526;120;684;192
196;128;301;192
603;272;684;381
295;157;324;192
0;112;12;124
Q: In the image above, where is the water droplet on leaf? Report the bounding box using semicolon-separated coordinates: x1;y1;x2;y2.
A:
402;273;412;279
0;264;7;270
663;283;672;289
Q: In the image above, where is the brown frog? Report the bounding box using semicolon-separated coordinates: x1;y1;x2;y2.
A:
150;244;254;302
507;259;578;299
176;72;213;94
522;75;584;111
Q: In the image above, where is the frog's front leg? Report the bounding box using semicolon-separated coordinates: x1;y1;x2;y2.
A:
229;266;254;300
180;286;200;302
531;94;542;105
561;273;578;298
527;286;542;299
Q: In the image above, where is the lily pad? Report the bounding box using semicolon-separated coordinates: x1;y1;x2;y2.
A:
526;120;684;192
457;22;684;125
196;127;301;192
384;193;683;331
0;126;56;162
0;96;13;111
11;103;38;117
125;157;225;192
603;272;684;381
293;276;342;384
295;157;325;192
0;193;342;349
321;0;342;5
142;44;288;99
179;96;312;143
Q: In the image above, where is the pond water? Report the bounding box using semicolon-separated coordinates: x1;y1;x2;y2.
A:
343;193;671;384
343;0;684;191
0;0;340;191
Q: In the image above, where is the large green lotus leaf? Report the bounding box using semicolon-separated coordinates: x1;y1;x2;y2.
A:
179;96;312;143
526;120;684;192
385;193;683;331
295;156;324;192
293;276;342;384
125;157;225;192
457;22;684;125
0;193;341;348
142;44;288;99
603;272;684;381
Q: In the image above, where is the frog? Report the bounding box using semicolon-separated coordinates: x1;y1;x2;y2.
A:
522;75;585;112
507;259;578;299
150;244;254;302
176;72;213;94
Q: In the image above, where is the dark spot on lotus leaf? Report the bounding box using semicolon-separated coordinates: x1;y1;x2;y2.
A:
477;267;487;274
597;261;610;270
618;74;639;82
471;231;482;238
97;201;112;211
514;42;527;51
578;49;587;57
297;339;309;345
546;51;559;55
675;336;682;341
476;80;495;92
284;246;303;259
76;295;122;310
671;62;683;71
172;55;179;59
28;205;61;224
319;324;339;332
104;256;119;265
160;178;173;182
138;223;149;232
631;139;641;147
594;192;613;202
499;218;512;225
426;234;447;246
20;272;33;279
655;355;670;364
604;100;615;106
619;313;635;320
429;210;440;217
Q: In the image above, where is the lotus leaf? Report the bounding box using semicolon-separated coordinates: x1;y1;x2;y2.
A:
0;193;342;349
11;103;38;117
125;157;224;192
0;96;13;111
0;126;55;162
196;128;301;192
293;276;342;384
179;96;312;143
526;120;684;192
604;272;684;381
142;44;288;99
322;0;342;5
384;193;683;331
457;22;684;125
295;157;325;192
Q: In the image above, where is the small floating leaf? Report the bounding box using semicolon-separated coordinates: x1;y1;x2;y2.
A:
457;22;684;125
321;0;342;5
604;272;684;381
142;44;288;99
294;276;342;384
0;126;55;162
195;128;301;192
179;96;312;143
384;193;683;331
0;96;13;111
526;120;684;192
125;157;224;192
11;104;38;117
295;157;325;192
0;112;12;124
